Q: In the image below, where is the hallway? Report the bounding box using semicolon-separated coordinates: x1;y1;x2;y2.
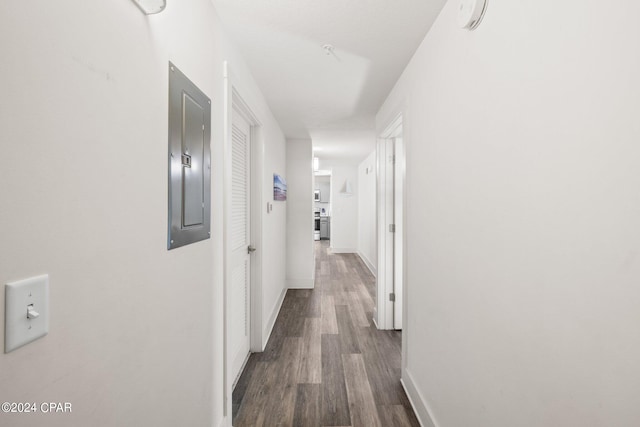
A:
233;241;418;426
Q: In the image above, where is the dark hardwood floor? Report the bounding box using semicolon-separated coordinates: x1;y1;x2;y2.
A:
232;240;419;427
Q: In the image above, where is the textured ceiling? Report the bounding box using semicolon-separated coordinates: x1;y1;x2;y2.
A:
211;0;447;159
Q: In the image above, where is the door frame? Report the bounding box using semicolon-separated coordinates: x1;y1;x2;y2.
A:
223;62;264;421
376;113;404;330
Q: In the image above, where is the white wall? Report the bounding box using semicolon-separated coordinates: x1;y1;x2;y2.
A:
319;159;359;253
286;139;314;289
257;111;288;349
357;150;377;275
0;1;285;426
378;1;640;426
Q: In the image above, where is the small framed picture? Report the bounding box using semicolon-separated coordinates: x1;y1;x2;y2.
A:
273;174;287;201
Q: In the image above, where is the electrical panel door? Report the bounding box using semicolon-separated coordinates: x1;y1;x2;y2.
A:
168;62;211;249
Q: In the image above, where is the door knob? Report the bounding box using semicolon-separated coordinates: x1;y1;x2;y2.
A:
247;245;256;254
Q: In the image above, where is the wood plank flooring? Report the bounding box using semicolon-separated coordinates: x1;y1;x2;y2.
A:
233;240;419;427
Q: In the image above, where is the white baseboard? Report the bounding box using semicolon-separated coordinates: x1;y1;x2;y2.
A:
286;278;315;289
262;287;287;350
330;247;357;254
357;251;377;277
401;368;439;427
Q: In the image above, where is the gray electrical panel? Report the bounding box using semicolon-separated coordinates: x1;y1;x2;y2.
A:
168;62;211;250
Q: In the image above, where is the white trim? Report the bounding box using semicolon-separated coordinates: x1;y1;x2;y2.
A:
222;61;232;421
375;136;394;330
357;251;377;277
286;278;315;289
218;415;230;427
392;126;405;330
329;247;357;254
247;111;264;355
376;111;405;331
401;368;439;427
399;108;410;379
232;87;262;127
380;113;403;139
262;287;287;349
222;61;265;421
232;352;252;389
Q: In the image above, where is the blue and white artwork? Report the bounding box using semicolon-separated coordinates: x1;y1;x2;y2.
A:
273;173;287;201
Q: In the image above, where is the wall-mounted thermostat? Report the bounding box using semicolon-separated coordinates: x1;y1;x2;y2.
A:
458;0;488;30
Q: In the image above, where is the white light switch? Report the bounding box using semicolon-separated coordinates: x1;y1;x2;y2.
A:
5;274;49;353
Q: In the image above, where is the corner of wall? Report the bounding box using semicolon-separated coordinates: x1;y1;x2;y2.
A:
286;278;315;289
401;368;439;427
357;251;377;277
262;287;287;350
285;139;315;291
218;415;230;427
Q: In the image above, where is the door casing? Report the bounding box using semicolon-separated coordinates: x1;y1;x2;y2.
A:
222;62;264;421
376;114;404;331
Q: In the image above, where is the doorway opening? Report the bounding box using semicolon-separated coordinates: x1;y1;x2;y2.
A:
314;169;332;242
376;114;404;331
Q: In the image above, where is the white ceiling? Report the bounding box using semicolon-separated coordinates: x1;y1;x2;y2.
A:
211;0;447;160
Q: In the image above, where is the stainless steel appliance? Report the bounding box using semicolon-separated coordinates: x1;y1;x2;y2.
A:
320;216;330;240
314;211;320;241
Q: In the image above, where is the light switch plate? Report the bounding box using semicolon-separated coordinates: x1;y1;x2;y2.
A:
5;274;49;353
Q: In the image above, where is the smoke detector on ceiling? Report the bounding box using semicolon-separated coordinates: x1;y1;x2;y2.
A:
458;0;488;30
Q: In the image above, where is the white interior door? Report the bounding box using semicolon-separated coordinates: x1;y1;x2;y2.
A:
376;115;403;331
230;108;251;384
393;135;404;330
384;139;395;328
